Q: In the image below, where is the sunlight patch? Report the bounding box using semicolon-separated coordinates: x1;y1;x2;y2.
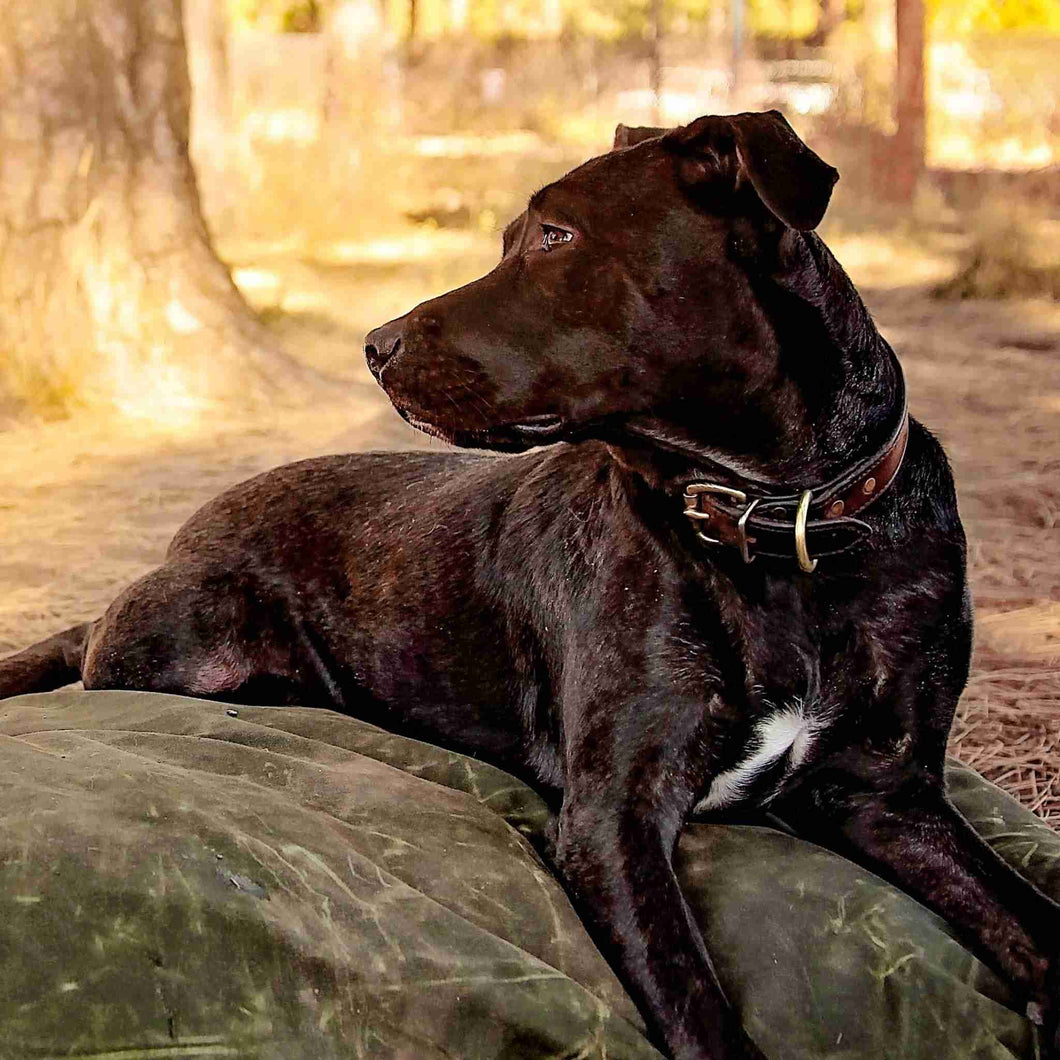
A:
233;267;282;293
166;299;204;335
111;344;208;428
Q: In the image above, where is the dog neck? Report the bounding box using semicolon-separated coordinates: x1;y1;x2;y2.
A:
770;231;905;477
611;230;904;500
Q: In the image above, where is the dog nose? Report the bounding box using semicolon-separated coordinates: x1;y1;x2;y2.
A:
364;323;402;376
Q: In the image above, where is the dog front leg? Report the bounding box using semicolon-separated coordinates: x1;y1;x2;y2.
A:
554;792;766;1060
778;772;1060;1038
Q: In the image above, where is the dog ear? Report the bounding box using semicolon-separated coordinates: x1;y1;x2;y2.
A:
613;123;669;149
668;110;838;231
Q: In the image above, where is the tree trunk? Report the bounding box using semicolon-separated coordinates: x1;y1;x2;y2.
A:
0;0;319;419
185;0;232;233
648;0;663;125
729;0;744;99
892;0;926;203
807;0;846;47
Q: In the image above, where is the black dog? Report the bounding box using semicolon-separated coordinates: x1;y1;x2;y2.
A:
2;111;1058;1059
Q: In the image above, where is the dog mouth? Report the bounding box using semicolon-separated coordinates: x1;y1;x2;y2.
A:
397;408;567;451
494;413;566;441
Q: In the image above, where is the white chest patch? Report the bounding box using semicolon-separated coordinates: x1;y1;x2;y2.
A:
694;705;819;814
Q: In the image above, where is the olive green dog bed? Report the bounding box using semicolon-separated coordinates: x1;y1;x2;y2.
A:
0;690;1054;1058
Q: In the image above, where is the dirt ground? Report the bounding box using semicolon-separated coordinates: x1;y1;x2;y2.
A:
1;226;1058;819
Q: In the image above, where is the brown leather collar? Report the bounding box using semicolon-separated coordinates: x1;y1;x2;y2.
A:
682;379;910;572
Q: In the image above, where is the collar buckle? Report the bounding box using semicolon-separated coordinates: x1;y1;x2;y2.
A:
683;483;758;564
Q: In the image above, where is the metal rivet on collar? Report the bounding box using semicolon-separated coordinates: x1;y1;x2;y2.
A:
862;477;876;494
828;500;844;517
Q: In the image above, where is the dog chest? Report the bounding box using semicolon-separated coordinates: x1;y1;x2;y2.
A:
694;703;822;813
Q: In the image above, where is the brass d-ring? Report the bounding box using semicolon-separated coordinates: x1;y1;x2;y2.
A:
794;490;817;573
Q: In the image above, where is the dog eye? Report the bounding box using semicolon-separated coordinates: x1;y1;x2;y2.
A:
540;225;574;252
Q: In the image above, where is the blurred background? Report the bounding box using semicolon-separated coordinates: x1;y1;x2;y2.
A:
0;0;1056;814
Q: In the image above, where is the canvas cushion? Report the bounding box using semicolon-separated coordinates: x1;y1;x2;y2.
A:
0;690;1053;1059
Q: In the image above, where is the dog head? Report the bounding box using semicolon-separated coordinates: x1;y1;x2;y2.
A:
364;110;838;456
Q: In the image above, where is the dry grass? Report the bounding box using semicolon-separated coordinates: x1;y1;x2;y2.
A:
953;668;1059;817
0;219;1058;822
